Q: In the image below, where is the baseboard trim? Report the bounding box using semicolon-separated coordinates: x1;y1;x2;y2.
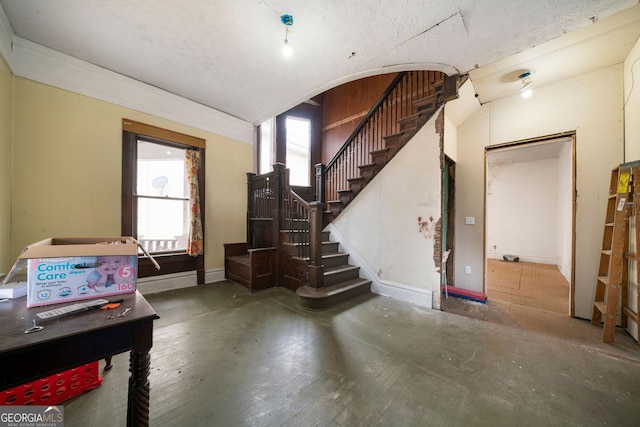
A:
137;268;225;295
325;224;433;309
377;280;433;309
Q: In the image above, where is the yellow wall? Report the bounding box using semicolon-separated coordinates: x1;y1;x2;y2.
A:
0;57;10;273
11;77;252;271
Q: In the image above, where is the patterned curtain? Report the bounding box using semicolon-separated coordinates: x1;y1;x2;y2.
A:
186;150;203;256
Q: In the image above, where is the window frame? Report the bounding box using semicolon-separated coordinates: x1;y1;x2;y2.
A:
122;119;206;284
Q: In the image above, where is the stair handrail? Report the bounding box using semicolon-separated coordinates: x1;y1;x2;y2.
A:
322;71;452;209
325;71;407;171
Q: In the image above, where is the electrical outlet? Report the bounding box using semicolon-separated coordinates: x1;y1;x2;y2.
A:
465;265;471;274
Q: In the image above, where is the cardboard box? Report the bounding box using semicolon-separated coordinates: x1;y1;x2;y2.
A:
14;237;139;307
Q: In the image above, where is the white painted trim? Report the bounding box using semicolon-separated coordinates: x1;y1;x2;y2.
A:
136;268;225;295
0;8;253;145
377;280;433;309
205;268;226;284
325;223;433;309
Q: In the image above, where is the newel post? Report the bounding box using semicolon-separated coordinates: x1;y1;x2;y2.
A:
246;172;256;248
315;163;325;204
272;163;286;247
308;201;325;289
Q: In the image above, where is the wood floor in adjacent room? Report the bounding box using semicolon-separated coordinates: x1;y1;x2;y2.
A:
485;259;569;314
443;259;612;344
62;279;640;426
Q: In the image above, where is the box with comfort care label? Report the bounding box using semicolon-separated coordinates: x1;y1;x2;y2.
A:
14;237;139;308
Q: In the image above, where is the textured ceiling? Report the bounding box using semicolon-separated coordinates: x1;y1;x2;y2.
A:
0;0;638;124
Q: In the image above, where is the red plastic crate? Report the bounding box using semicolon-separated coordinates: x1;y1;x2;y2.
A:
2;361;102;406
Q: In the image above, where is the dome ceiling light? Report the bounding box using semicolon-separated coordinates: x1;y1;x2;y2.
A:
518;71;534;98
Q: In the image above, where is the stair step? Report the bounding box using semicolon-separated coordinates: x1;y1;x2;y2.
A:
397;113;422;132
296;278;372;310
348;176;366;192
324;264;360;286
413;94;438;112
370;147;392;165
359;163;380;179
226;255;251;288
398;110;431;132
327;200;343;216
430;78;445;92
383;132;404;147
322;241;340;254
337;189;353;204
322;252;349;268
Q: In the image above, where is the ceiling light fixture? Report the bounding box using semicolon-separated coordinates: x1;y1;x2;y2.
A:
518;71;533;98
281;14;294;57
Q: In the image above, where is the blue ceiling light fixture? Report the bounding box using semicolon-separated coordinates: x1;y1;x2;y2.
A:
281;14;294;57
518;71;533;98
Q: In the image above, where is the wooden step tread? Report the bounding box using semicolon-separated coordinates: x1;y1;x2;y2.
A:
324;264;359;275
323;252;348;259
296;278;371;299
593;301;606;315
359;163;377;169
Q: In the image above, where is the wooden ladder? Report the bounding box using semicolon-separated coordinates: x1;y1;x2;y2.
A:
621;161;640;343
592;164;633;343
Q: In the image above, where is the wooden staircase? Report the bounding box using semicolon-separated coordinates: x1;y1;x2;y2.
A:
225;70;462;309
320;72;460;223
296;231;371;310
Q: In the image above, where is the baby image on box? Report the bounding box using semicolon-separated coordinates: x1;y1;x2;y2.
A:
86;255;136;292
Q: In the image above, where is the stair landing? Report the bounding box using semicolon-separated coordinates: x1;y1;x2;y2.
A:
297;278;371;310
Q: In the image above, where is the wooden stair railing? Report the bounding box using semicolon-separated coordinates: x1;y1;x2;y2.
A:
228;69;461;306
227;162;373;307
280;167;325;290
317;70;459;222
223;168;280;292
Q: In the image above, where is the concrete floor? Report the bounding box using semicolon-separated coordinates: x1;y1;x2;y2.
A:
64;281;640;426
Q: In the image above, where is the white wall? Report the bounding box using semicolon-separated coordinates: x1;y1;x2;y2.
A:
556;140;573;283
486;156;559;264
457;65;624;319
331;112;443;309
624;36;640;161
443;113;457;162
624;37;640;339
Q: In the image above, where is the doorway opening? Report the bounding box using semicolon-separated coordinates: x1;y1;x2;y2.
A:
484;134;575;317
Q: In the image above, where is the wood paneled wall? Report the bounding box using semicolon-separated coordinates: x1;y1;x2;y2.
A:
321;74;398;164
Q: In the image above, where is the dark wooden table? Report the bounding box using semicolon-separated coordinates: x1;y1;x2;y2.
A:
0;291;159;426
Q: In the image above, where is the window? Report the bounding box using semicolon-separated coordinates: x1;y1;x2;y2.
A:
122;119;205;282
136;141;189;253
285;116;311;186
259;118;275;175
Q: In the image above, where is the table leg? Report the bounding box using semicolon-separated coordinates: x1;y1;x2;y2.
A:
127;350;151;427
